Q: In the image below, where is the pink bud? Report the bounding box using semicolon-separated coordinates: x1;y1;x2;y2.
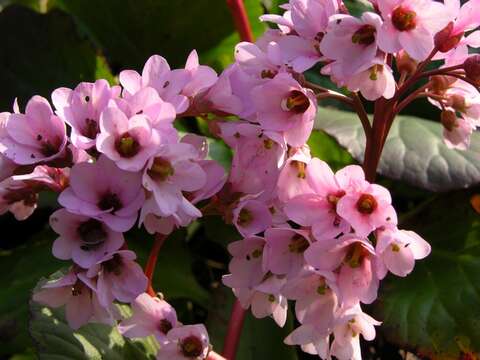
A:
464;55;480;83
434;22;463;53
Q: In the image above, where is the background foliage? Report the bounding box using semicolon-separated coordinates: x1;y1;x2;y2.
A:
0;1;479;359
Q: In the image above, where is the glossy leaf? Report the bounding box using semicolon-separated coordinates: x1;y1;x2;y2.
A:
315;107;480;191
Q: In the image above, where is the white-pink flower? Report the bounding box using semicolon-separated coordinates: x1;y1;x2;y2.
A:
50;209;124;268
118;293;178;345
157;324;210;360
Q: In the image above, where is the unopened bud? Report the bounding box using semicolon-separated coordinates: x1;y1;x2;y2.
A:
396;50;417;75
434;22;464;53
464;55;480;83
448;94;467;113
441;110;458;132
429;75;455;95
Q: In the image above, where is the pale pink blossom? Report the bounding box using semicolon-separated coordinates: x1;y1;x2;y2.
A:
376;228;431;278
118;293;178;344
377;0;451;60
277;145;313;202
0;96;67;165
33;269;115;329
97;106;161;171
87;250;148;307
50;209;124;268
52;80;120;150
58;155;145;232
320;12;383;76
251;73;316;146
157;324;210;360
142;143;206;217
232;196;273;237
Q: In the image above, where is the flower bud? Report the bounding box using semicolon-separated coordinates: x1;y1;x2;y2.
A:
464;55;480;83
396;50;417;75
434;22;463;53
429;75;455;95
441;110;458;132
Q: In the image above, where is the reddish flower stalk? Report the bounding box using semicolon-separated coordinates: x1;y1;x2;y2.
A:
144;233;167;296
222;299;247;360
226;0;254;42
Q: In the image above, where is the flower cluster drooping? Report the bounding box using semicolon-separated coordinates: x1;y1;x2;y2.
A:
1;0;480;359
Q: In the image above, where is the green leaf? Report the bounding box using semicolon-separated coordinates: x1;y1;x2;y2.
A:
0;233;63;356
315;107;480;191
201;0;266;70
308;130;355;171
30;301;158;360
0;5;114;110
53;0;245;71
372;190;480;358
206;287;298;360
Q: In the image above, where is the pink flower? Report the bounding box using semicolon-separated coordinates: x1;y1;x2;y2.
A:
0;96;67;165
344;58;396;101
220;122;286;195
305;236;379;306
157;324;210;360
50;209;124;268
289;0;338;40
248;290;288;327
87;250;148;307
120;55;190;113
336;166;397;237
277;145;313;202
33;269;115;329
320;12;383;76
223;236;267;290
142;143;206;217
181;50;218;99
329;305;381;360
263;228;311;277
232;196;273;237
234;41;283;81
441;111;475;150
58;155;145;232
375;228;431;278
96;106;161;171
377;0;450;60
284;324;329;357
276;35;323;72
0;165;68;220
251;73;317;146
284;159;351;240
52;80;120;150
118;293;178;345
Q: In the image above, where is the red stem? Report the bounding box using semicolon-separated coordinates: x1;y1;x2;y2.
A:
144;233;167;297
222;299;247;360
208;351;227;360
226;0;254;42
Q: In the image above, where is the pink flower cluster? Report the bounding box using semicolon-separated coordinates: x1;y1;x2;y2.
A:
0;50;241;358
2;0;480;358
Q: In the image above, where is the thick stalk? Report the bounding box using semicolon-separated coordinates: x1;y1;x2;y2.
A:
226;0;254;42
144;233;167;297
222;299;247;360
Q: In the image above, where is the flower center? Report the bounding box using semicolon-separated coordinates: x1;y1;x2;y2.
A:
344;243;369;268
356;193;378;214
148;157;175;181
327;190;346;210
115;132;140;158
351;24;376;45
77;218;107;251
288;234;309;253
180;336;204;358
281;90;310;114
38;136;61;157
290;160;307;179
391;6;417;31
103;253;123;275
238;208;253;226
83;118;99;139
158;319;173;334
98;191;123;213
71;281;84;296
261;69;277;79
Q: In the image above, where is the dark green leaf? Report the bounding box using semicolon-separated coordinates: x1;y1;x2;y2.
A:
308;130;355;171
315;107;480;191
30;301;158;360
372;190;480;358
0;5;114;110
